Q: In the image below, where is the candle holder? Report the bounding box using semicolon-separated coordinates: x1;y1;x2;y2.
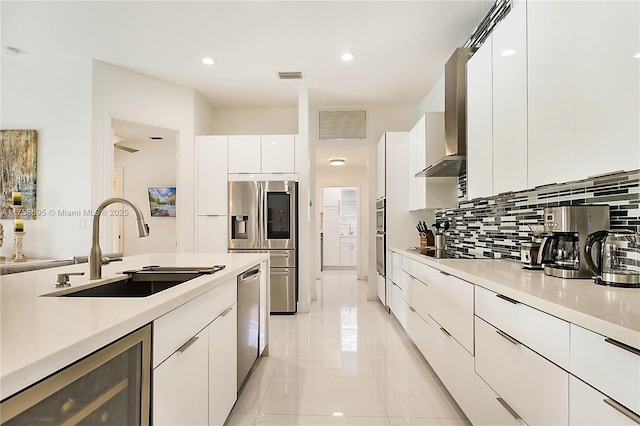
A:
10;232;28;263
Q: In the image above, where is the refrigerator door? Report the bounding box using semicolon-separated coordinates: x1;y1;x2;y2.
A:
261;181;297;250
270;267;296;313
228;181;260;249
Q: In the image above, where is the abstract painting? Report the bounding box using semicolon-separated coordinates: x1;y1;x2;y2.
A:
147;186;177;217
1;130;38;219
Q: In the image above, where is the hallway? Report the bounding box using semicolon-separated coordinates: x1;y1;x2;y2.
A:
227;270;469;426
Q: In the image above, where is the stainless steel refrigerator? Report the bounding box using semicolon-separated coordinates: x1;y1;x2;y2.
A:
228;180;297;313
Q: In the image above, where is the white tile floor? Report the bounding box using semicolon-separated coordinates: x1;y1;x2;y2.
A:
227;270;470;426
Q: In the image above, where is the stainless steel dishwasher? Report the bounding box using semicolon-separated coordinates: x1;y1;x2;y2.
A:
237;265;261;390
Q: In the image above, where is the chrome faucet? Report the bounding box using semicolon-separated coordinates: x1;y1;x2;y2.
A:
90;197;149;279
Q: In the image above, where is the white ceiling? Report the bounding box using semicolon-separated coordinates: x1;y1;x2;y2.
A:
2;1;492;168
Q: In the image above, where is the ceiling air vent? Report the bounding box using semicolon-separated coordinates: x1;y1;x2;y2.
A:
278;72;303;80
318;110;367;140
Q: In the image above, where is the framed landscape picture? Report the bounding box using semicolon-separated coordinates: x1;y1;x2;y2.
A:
147;186;176;217
1;130;38;219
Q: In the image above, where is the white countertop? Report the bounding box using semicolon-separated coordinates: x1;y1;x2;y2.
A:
390;247;640;350
0;252;268;400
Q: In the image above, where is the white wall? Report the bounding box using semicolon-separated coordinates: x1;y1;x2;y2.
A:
420;73;445;113
211;108;298;134
315;167;368;280
114;139;178;255
194;92;216;135
92;61;197;254
1;56;93;260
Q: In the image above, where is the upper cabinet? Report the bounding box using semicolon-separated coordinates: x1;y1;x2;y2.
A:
228;135;261;174
228;134;297;174
466;0;639;200
197;135;228;216
409;113;457;210
261;135;296;173
491;0;528;194
573;1;639;179
376;134;386;200
466;35;493;200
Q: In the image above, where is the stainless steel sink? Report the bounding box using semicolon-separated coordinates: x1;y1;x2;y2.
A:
48;265;225;298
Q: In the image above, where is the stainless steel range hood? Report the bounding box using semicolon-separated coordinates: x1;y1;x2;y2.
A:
416;47;477;177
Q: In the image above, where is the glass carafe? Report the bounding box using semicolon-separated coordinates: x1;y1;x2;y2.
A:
585;229;640;286
551;233;580;270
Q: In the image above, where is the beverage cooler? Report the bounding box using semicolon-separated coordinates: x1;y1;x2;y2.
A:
1;326;151;425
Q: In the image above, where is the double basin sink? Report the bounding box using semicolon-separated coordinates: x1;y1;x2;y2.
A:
50;265;226;298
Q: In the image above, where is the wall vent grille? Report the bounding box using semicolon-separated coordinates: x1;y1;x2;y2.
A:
318;110;367;140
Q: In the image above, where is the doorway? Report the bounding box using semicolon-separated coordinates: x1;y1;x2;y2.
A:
321;186;358;269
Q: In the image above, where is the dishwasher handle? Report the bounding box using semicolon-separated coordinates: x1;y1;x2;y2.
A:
239;267;261;283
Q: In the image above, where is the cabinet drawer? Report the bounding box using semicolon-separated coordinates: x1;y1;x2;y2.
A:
570;324;640;415
153;277;237;368
403;272;431;322
423;314;475;420
475;317;569;426
473;373;528;426
390;281;408;331
389;252;404;286
476;285;570;369
570;375;640;425
402;257;441;285
428;271;474;355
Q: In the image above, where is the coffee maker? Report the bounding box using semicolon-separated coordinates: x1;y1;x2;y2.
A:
537;205;610;279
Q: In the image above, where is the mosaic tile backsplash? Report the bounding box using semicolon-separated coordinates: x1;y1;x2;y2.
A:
435;170;640;262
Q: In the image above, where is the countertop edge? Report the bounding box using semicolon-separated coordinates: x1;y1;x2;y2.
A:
389;247;640;350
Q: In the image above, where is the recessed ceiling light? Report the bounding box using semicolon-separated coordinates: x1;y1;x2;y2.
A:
634;52;640;59
202;57;216;65
5;47;20;55
341;52;356;62
501;49;516;57
329;158;346;166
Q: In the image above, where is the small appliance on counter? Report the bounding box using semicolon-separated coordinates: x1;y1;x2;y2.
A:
433;220;449;259
584;229;640;287
538;205;610;279
521;226;544;269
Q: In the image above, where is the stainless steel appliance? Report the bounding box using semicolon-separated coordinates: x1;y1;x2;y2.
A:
237;265;261;390
228;180;297;313
538;205;610;279
584;229;640;287
521;227;544;270
1;325;150;425
375;198;386;276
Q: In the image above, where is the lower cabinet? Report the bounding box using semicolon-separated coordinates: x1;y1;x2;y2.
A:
473;373;528;426
154;329;209;425
569;375;640;426
475;317;569;426
152;276;239;426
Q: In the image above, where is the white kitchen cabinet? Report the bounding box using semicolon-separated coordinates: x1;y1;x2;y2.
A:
376;272;386;306
340;236;357;267
261;134;295;173
197;135;228;215
390;280;409;330
573;1;640;179
475;317;569;426
466;35;494;200
196;216;228;253
228;135;261;173
376;133;386;200
209;303;237;426
570;324;640;415
527;0;575;188
473;373;527;426
570;375;640;426
259;260;268;356
492;0;528;194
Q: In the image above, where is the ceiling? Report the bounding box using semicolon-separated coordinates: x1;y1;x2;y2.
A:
2;1;491;109
2;1;492;168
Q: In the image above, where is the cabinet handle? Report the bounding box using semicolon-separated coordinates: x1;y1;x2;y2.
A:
497;397;522;421
439;270;450;276
440;327;451;337
177;336;199;354
496;329;520;346
408;305;416;313
605;338;640;356
603;398;640;424
406;273;427;286
220;306;233;317
496;294;519;305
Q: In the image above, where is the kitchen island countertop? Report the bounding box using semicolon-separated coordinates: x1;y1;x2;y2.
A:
0;252;269;400
390;247;640;350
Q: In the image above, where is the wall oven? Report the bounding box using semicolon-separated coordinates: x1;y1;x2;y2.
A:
375;198;385;234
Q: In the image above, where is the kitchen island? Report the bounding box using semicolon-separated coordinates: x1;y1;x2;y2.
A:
388;247;640;426
0;252;269;403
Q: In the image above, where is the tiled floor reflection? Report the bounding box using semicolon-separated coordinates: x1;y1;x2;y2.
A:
228;270;470;426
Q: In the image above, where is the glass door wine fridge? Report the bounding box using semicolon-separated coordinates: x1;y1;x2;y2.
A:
1;325;151;425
